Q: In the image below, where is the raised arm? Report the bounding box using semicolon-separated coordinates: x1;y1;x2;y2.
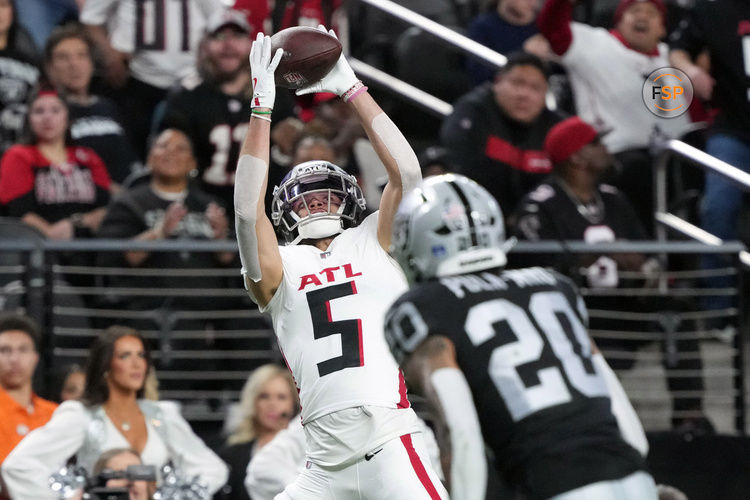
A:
297;27;421;250
537;0;575;56
401;336;487;500
234;34;284;307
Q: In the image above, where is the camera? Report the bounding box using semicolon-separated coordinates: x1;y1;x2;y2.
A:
85;465;157;500
86;487;130;500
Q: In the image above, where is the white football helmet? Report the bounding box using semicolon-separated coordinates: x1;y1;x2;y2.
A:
391;173;512;283
271;160;366;245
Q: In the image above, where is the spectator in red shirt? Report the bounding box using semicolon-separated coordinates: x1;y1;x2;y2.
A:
0;88;111;239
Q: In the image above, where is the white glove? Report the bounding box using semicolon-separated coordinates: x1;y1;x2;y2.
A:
250;32;283;109
296;26;359;98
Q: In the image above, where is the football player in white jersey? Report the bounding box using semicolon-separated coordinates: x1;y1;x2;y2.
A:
232;28;448;500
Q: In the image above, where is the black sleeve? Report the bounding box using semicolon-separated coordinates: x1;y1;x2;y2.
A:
668;7;706;56
5;192;36;218
439;97;486;175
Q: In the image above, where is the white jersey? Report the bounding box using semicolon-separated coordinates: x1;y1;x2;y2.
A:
562;23;691;154
80;0;219;89
260;212;410;424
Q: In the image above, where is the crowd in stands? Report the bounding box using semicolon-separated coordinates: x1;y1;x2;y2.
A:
0;0;747;497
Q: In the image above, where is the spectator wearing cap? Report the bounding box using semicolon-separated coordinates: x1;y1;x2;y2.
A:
0;313;57;466
511;116;712;434
440;51;563;217
79;0;223;159
537;0;693;234
512;116;647;250
158;8;295;219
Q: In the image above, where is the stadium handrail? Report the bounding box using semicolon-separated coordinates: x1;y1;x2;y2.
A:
0;239;745;254
345;0;510;117
653;138;750;267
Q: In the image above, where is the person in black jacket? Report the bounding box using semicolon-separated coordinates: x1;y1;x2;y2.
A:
512;116;713;434
215;364;297;500
440;51;563;216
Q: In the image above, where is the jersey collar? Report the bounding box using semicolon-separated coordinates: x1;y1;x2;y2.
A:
609;29;660;57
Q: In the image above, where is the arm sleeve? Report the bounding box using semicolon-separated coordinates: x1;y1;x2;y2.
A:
245;419;306;500
537;0;574;55
159;402;229;495
591;354;649;457
431;368;487;500
1;401;89;500
79;0;118;25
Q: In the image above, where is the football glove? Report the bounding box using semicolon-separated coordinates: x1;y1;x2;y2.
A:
296;26;359;98
249;32;283;109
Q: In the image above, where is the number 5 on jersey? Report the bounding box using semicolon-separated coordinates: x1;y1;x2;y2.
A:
306;282;364;377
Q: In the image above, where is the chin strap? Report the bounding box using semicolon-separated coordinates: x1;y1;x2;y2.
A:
295;217;343;244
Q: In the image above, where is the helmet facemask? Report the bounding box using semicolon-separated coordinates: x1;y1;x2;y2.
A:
271;161;366;245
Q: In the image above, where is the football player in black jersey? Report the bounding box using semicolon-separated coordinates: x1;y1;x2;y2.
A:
384;174;657;500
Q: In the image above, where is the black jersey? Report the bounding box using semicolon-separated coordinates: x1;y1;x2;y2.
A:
96;183;229;309
159;80;296;211
439;83;563;211
0;48;39;153
512;177;646;243
670;0;750;139
384;267;644;499
510;177;646;288
68;96;140;184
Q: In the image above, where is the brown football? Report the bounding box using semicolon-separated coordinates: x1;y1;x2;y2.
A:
270;26;343;89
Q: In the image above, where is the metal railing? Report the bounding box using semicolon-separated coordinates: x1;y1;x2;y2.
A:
0;239;745;433
345;0;514;118
653;138;750;267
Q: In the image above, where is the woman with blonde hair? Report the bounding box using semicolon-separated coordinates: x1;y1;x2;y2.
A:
217;364;297;500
